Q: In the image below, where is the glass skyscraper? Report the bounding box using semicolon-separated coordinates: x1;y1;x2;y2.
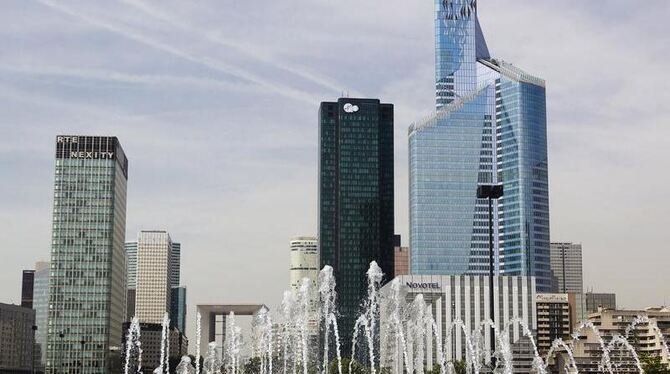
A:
46;136;128;373
409;0;551;292
319;98;395;354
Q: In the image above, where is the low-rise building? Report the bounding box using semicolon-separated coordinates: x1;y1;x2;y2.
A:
380;275;537;371
553;307;670;373
121;322;188;373
584;292;616;313
535;293;571;355
0;303;36;373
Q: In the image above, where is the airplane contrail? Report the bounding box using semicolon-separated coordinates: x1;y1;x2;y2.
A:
118;0;360;97
36;0;319;105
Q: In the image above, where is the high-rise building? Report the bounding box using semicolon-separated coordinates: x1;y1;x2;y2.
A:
289;236;319;292
33;261;50;368
393;235;410;276
550;242;583;293
289;236;319;336
127;237;183;327
125;241;138;289
409;0;551;292
535;293;571;355
135;231;173;324
46;135;128;374
319;98;395;353
21;269;35;308
170;287;187;334
0;303;36;373
170;242;181;288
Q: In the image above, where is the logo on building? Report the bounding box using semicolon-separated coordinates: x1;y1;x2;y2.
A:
406;282;440;290
343;103;359;113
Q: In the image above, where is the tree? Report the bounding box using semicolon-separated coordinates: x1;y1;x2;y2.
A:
328;358;369;374
640;354;670;374
244;357;262;374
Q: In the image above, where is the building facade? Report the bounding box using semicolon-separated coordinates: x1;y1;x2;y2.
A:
289;236;319;292
409;0;551;292
535;293;571;355
393;235;410;276
170;287;187;334
319;98;395;353
46;135;128;374
554;307;670;372
135;231;173;324
22;270;35;309
585;292;616;313
380;274;536;370
0;303;36;373
33;261;50;369
549;243;583;294
121;322;188;374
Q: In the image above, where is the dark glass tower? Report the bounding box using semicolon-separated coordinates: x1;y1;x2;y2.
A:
21;269;35;308
46;136;128;373
319;98;395;355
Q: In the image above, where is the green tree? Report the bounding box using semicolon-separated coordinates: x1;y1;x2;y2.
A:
328;358;369;374
244;357;262;374
640;354;670;374
450;360;466;374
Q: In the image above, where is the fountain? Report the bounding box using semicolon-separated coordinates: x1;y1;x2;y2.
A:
122;262;668;374
124;317;143;374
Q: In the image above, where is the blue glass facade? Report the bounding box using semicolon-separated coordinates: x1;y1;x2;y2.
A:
409;1;551;291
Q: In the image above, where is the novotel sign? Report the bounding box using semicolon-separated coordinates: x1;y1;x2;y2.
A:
406;281;440;290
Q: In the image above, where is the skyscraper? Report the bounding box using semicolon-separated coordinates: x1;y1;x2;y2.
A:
289;236;319;336
46;135;128;373
21;269;35;308
33;261;50;368
549;242;584;294
135;231;173;324
170;287;187;334
289;236;319;293
319;98;395;353
409;1;551;291
550;242;584;325
170;242;181;287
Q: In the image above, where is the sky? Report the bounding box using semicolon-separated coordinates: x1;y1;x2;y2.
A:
1;0;669;342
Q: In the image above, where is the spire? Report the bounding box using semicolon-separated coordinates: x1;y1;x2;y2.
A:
475;16;490;59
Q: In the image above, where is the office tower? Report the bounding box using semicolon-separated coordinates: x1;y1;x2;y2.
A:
393;235;410;276
380;275;536;369
585;292;617;313
289;236;319;292
319;98;395;353
33;261;50;368
46;135;128;374
170;242;181;287
535;293;571;355
0;303;36;372
135;231;173;324
409;1;551;291
550;242;584;293
170;287;187;333
21;270;35;308
289;236;319;336
125;241;138;320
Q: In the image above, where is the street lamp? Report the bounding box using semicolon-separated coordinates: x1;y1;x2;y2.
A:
476;184;503;368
